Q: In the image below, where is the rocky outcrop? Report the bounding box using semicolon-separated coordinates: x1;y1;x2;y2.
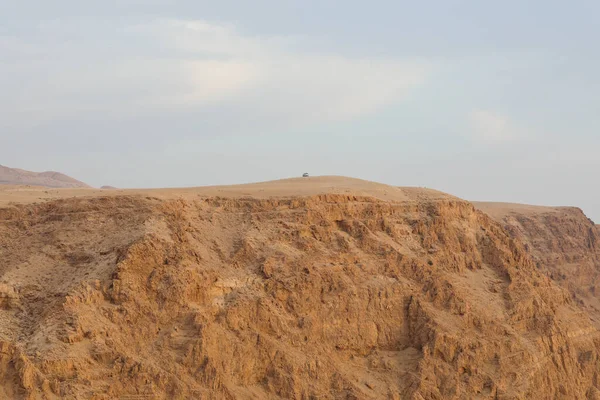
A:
477;203;600;323
1;195;600;399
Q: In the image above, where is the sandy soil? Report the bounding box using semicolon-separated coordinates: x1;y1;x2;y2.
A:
0;176;456;207
473;201;570;220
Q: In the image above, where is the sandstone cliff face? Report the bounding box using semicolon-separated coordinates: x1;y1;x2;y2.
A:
476;204;600;326
1;195;600;399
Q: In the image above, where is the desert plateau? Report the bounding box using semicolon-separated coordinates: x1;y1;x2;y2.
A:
1;176;599;399
3;2;599;398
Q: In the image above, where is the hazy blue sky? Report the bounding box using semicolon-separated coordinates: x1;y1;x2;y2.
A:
1;1;599;220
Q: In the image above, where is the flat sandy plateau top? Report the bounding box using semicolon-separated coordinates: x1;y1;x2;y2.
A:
472;201;574;220
0;176;457;207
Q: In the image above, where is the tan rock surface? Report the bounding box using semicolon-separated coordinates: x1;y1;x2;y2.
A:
1;178;599;399
476;202;600;322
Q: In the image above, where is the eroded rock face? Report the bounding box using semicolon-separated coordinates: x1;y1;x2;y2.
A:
478;205;600;328
1;195;600;399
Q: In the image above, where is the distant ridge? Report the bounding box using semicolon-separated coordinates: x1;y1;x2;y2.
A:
0;164;90;188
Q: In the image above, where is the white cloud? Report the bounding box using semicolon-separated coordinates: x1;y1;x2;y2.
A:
133;19;279;58
468;109;525;143
0;18;428;131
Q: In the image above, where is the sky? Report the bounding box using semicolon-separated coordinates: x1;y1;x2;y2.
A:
1;1;599;221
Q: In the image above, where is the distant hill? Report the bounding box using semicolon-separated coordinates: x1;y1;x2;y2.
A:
0;164;90;188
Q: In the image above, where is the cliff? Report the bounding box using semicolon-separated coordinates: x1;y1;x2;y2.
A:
1;180;599;399
476;202;600;322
